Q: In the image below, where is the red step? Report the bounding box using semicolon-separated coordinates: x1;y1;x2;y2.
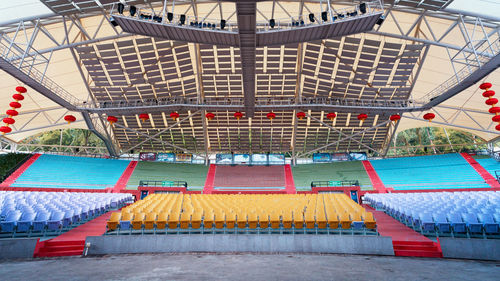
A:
460;152;500;188
362;161;388;193
35;240;85;257
112;161;138;192
363;205;443;258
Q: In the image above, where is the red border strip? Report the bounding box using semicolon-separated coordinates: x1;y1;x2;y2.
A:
111;161;137;193
0;153;41;187
203;164;217;194
460;152;500;188
362;160;388;193
284;164;296;194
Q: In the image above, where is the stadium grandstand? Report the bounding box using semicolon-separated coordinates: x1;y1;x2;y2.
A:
0;0;499;280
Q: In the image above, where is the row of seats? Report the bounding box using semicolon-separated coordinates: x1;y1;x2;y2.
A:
11;154;130;189
369;154;490;190
107;193;376;232
0;191;132;234
364;191;500;235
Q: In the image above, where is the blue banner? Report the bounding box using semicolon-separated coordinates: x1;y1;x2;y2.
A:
313;153;331;163
156;153;175;162
216;154;233;164
269;154;285;164
251;154;268;164
234;154;250;164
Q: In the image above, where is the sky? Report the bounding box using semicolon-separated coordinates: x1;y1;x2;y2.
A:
0;0;498;25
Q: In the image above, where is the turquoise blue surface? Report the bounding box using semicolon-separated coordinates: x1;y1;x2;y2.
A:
369;153;490;190
11;154;130;189
475;157;500;179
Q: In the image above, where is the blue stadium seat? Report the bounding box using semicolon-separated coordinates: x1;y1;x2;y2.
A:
447;213;466;233
16;211;37;232
433;214;451;233
47;211;65;231
11;154;130;189
0;210;22;232
478;213;499;234
462;213;483;234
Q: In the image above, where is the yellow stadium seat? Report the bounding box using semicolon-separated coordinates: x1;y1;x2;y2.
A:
107;212;121;231
214;211;225;229
282;211;292;229
226;212;236;229
237;212;247;228
180;212;191;229
316;211;327;229
248;213;258;229
144;213;157;230
269;212;280;229
259;213;270;229
132;213;145;230
191;211;202;229
156;212;168;229
305;211;315;229
327;212;339;229
168;212;180;229
204;212;214;228
293;212;304;229
339;212;352;229
363;212;377;229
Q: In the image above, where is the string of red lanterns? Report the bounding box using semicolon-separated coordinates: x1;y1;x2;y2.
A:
1;86;27;135
480;82;500;131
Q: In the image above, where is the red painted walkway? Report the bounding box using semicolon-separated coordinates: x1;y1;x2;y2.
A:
362;161;388;193
35;211;114;257
112;161;138;192
365;205;442;258
284;164;296;194
460;152;500;188
203;164;217;194
0;153;41;187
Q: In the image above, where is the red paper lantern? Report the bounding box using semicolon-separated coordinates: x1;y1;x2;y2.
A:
267;112;276;120
496;124;500;131
486;98;498;106
480;82;492;90
492;115;500;122
107;116;118;125
6;110;18;117
0;126;12;134
390;114;401;122
15;86;27;93
9;102;21;109
423;113;435;122
170;112;180;121
139;113;149;122
3;118;15;125
234;112;243;120
488;107;500;114
482;90;495;98
64;115;76;124
326;112;336;120
357;113;368;121
205;112;215;120
296;112;306;120
12;93;24;101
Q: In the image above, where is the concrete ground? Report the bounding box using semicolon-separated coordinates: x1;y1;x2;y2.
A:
0;253;499;281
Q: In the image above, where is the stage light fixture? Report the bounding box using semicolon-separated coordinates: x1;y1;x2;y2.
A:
321;11;328;21
129;6;137;17
360;3;367;14
308;13;315;23
167;12;173;22
117;3;124;14
220;19;226;29
269;18;275;28
179;14;186;25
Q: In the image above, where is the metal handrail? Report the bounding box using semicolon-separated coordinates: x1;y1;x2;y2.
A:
139;180;188;188
311;180;360;187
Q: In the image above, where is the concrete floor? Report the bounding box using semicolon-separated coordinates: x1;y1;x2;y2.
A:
0;253;499;281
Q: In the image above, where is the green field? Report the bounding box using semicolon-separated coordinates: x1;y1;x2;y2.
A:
292;161;373;190
126;162;209;189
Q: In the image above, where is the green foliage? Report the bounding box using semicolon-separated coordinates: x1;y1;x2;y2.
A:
389;127;486;156
20;129;105;147
0;153;30;179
